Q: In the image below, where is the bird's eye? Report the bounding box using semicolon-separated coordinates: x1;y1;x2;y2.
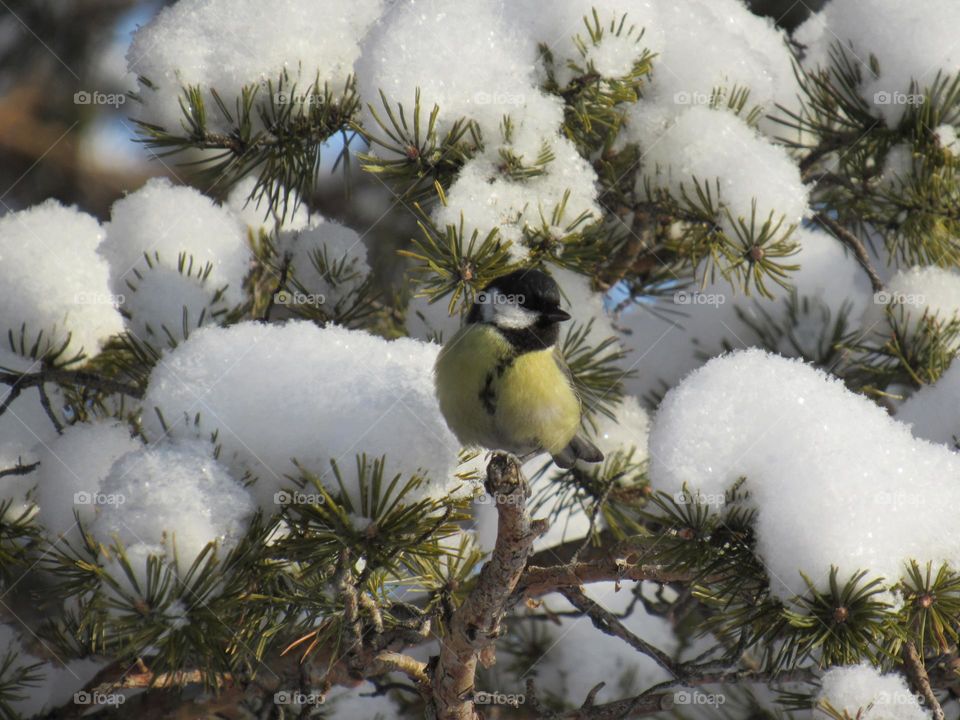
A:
477;292;488;303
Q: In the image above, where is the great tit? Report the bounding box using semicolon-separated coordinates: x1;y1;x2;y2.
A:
434;269;603;469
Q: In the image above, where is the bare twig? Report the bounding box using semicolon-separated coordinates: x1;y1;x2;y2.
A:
813;212;884;293
36;383;64;434
903;641;945;720
431;453;548;719
0;459;40;480
559;586;677;677
0;369;143;399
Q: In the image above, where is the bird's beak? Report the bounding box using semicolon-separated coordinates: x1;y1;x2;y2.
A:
544;307;572;322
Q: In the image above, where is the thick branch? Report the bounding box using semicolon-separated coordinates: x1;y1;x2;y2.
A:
903;642;945;720
431;453;547;720
516;559;701;600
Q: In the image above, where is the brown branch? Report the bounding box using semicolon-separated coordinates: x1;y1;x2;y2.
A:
515;558;702;600
366;651;429;685
36;383;64;434
903;641;945;720
549;692;674;719
0;459;40;480
812;212;884;293
431;453;548;719
559;586;678;677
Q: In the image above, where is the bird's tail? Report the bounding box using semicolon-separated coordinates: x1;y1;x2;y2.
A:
552;435;604;469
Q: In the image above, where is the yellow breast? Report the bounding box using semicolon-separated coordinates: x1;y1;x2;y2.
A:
434;324;581;454
495;348;581;454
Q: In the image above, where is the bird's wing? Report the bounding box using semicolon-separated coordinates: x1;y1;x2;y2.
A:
553;344;583;411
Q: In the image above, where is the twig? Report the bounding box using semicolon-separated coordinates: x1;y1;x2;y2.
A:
568;473;617;568
548;691;673;719
813;212;884;293
0;459;40;480
366;651;429;685
903;641;945;720
0;369;143;399
431;453;548;719
335;549;365;676
559;586;678;677
36;383;63;434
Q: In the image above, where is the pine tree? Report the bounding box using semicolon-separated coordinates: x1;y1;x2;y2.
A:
2;1;960;719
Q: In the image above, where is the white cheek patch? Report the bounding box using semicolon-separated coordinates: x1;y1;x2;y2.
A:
480;286;538;329
493;302;538;329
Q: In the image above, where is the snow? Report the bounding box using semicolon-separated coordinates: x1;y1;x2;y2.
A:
90;439;255;584
507;0;665;88
226;176;311;236
0;201;124;363
356;0;544;145
499;582;682;704
32;421;142;545
619;226;871;402
623;0;799;137
141;321;464;511
129;0;384;133
860;266;960;346
796;0;960;126
275;216;371;308
637;106;807;240
322;681;402;719
101;178;251;346
432;136;601;260
358;0;603;257
815;664;929;720
648;349;960;602
897;360;960;448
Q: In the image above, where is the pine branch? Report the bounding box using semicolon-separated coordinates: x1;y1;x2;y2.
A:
0;367;144;399
515;559;702;600
902;641;945;720
431;453;548;719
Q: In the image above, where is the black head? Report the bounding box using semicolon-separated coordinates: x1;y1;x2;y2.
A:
466;269;571;352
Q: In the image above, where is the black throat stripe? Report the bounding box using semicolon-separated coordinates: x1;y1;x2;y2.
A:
478;355;515;415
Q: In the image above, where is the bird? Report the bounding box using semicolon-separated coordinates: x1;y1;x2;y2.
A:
434;268;603;469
